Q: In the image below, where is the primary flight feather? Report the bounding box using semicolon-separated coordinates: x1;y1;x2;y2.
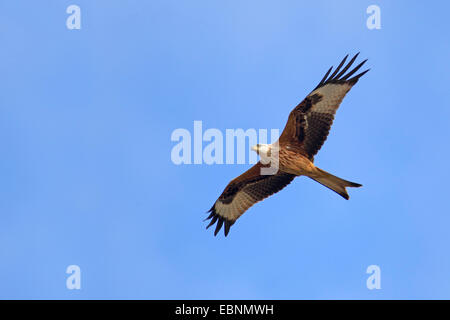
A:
205;53;369;236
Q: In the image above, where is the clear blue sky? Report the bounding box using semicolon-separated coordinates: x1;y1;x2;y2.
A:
1;1;449;299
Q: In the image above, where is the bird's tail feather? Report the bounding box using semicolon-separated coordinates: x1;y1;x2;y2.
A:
310;167;362;200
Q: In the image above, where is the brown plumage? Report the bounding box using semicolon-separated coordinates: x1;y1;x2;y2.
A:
206;53;369;236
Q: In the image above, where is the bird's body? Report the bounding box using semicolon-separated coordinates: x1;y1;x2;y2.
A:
278;145;316;176
206;53;369;236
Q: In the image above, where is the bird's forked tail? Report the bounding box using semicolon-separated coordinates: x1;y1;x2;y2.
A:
310;167;362;200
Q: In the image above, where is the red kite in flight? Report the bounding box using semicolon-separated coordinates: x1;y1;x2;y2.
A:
206;53;369;236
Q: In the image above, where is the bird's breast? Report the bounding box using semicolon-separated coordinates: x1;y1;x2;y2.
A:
279;148;315;176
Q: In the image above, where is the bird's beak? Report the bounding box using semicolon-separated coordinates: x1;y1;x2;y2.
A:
251;145;258;152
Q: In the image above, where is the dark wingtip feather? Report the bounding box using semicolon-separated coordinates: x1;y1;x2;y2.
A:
341;59;368;81
206;215;218;229
224;220;232;236
313;53;369;90
328;54;348;81
347;69;370;84
203;209;215;222
315;66;333;89
333;52;360;80
204;204;234;236
214;218;224;236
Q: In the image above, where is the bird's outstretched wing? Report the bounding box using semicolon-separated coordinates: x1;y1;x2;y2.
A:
206;162;295;236
279;53;369;160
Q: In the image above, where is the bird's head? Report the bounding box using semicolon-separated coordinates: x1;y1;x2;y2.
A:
251;144;272;157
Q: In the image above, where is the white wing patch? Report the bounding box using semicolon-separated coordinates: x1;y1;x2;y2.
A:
214;191;255;222
310;83;352;114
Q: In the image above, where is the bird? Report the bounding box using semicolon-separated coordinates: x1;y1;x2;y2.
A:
205;53;369;236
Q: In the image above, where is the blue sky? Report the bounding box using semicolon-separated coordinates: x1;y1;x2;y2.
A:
1;1;449;299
